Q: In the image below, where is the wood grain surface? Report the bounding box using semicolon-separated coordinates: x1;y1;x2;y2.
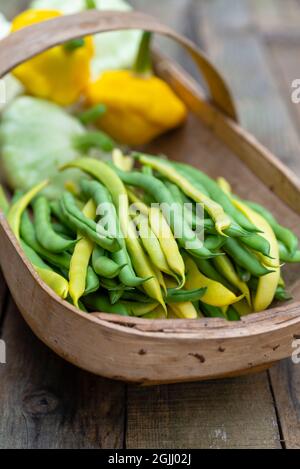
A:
0;0;300;449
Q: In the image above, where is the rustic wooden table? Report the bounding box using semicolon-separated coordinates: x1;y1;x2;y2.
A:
1;0;300;449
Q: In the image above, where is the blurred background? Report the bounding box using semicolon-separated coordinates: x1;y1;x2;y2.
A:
1;0;299;176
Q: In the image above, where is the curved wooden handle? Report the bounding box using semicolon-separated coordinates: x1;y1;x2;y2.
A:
0;10;237;121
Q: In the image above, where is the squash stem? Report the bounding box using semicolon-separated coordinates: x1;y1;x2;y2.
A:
133;31;153;76
85;0;97;9
64;38;85;52
77;104;107;125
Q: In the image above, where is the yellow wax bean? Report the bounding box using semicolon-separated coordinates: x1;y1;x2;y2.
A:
126;220;166;310
221;306;229;315
217;177;232;195
127;189;149;214
135;213;173;276
151;264;167;295
168;302;199;319
35;266;69;300
61;159;129;238
149;207;185;286
256;252;281;269
7;179;48;239
185;256;244;307
139;155;231;235
64;180;81;198
213;255;251;306
233;200;280;312
112;148;134;172
278;276;285;288
69;199;96;308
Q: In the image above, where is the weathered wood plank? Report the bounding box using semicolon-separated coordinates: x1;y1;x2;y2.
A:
266;40;300;137
0;298;125;449
269;361;300;449
126;374;281;449
0;269;8;325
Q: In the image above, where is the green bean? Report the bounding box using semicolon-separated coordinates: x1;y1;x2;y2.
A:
73;130;116;153
166;287;207;303
278;241;300;263
51;222;74;239
21;211;99;296
166;181;208;239
204;235;226;251
92;246;126;279
21;240;51;270
77;104;106;125
80;180;118;236
194;258;234;291
11;189;24;204
167;167;210;196
226;307;240;321
97;277;134;293
274;286;292;302
170;186;204;234
21;240;69;299
60;192;119;252
109;290;124;305
239;233;271;257
165;183;249;238
33;197;77;253
165;181;190;203
173;161;259;233
80;179;146;287
200;303;226;318
204;218;250;238
84;267;100;296
136;154;233;235
84;293;130;316
223;238;272;276
142;166;153;176
143;155;256;233
246;201;299;254
50;200;76;232
21;211;71;270
112;167;217;259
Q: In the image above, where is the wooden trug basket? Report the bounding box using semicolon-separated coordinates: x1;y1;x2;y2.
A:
0;10;300;384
